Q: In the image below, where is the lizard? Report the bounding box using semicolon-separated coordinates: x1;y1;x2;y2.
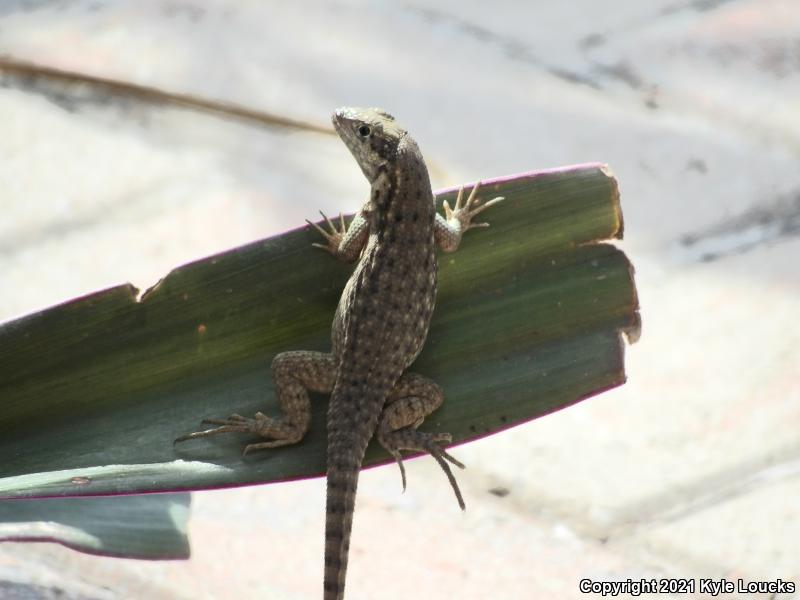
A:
175;106;503;599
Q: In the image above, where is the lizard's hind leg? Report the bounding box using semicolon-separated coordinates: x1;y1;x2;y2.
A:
175;351;336;455
377;372;466;510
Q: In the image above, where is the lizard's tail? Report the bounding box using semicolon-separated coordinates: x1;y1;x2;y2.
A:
323;382;388;600
323;458;360;600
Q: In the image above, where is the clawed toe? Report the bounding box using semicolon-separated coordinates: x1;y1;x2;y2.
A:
423;437;466;510
427;439;465;471
443;182;504;234
390;450;408;492
307;210;346;255
174;412;301;454
378;429;466;510
200;413;249;427
173;419;252;444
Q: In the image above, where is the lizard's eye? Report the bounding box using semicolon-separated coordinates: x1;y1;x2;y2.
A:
357;124;372;138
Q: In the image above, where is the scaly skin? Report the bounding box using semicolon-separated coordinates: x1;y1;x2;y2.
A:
175;107;503;599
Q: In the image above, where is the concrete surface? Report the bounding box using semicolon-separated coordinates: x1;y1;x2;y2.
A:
0;0;798;598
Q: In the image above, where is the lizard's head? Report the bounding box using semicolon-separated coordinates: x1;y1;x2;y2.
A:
332;107;407;183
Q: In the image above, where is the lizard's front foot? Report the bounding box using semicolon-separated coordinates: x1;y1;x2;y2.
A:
377;428;466;510
442;180;504;232
306;210;347;256
174;413;304;455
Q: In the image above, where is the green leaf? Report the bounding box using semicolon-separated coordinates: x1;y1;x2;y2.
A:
0;493;190;559
0;163;639;499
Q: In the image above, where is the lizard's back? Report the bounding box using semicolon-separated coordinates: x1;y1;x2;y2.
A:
325;109;437;599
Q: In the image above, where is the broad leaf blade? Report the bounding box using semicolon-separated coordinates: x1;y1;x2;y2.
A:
0;163;639;498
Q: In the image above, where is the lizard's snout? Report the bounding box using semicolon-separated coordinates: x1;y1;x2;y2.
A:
332;107;355;123
331;107;354;135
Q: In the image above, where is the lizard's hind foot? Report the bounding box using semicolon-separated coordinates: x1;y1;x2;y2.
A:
378;427;466;510
174;412;304;455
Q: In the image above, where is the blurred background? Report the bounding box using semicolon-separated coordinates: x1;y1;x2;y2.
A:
0;1;798;598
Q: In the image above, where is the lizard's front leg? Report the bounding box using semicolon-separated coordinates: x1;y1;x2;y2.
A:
377;372;466;510
175;351;335;455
